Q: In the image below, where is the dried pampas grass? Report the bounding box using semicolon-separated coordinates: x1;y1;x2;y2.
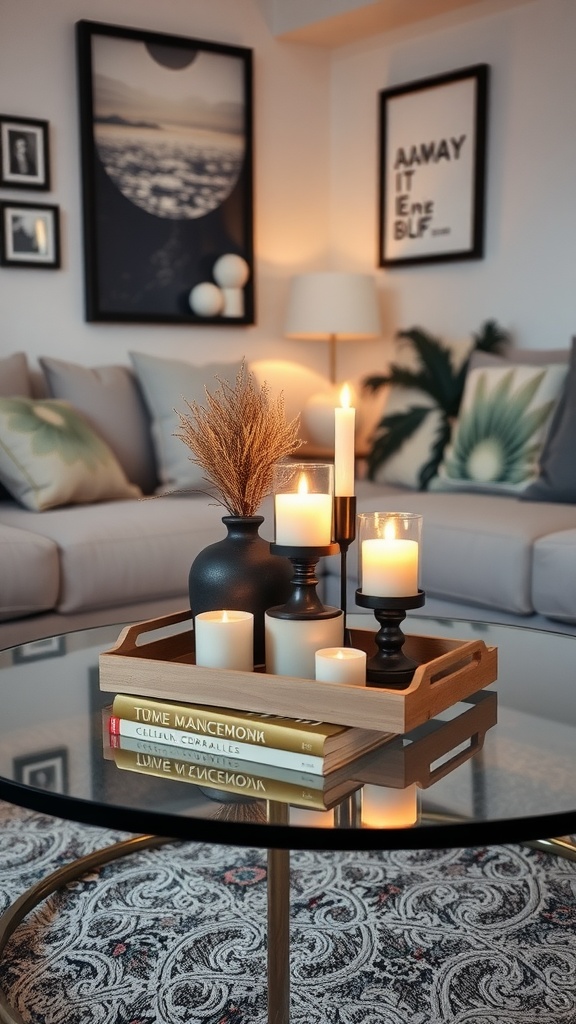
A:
175;362;302;516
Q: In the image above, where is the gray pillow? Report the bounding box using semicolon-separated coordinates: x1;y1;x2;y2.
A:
0;352;32;397
130;351;243;494
469;347;569;369
523;339;576;504
40;356;157;494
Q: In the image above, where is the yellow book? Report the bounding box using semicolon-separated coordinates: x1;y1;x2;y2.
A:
110;743;361;810
111;693;389;773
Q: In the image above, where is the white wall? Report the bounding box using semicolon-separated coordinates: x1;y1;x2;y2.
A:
330;0;576;381
0;0;332;373
1;0;574;384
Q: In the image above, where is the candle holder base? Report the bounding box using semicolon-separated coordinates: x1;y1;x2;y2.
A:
355;589;426;689
270;542;340;620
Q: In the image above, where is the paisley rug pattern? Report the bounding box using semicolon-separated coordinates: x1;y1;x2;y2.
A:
1;800;575;1023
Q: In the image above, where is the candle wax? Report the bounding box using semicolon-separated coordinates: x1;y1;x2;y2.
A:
361;537;419;597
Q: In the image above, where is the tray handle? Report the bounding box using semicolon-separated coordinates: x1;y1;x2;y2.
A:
418;729;486;788
413;639;494;715
107;609;192;655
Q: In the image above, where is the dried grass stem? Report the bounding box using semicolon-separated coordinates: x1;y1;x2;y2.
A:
175;363;302;516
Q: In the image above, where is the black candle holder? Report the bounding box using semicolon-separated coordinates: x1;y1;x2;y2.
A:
269;542;341;620
334;496;356;645
355;588;426;689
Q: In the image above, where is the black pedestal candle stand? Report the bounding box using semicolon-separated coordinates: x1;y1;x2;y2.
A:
268;542;341;620
334;496;356;645
355;588;426;689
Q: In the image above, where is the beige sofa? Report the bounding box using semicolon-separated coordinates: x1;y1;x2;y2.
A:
1;349;576;651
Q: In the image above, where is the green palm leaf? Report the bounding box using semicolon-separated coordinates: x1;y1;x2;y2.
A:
366;405;432;480
362;319;511;486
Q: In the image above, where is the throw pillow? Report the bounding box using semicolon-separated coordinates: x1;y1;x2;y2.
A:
429;362;568;496
369;334;476;489
522;339;576;504
0;397;142;511
39;356;157;494
130;352;243;494
0;352;32;398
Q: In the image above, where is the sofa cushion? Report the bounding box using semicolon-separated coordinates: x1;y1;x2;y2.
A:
522;340;576;504
0;352;32;397
323;480;576;616
430;362;567;497
368;333;475;490
0;398;141;511
532;529;576;623
0;494;244;614
39;356;158;494
130;351;243;494
0;518;59;621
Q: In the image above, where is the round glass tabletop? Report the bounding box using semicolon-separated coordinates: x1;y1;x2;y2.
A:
0;615;575;851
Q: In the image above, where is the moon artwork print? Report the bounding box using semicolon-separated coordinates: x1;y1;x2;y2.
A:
77;22;254;323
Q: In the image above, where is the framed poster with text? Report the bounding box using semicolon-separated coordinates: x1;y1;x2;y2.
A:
379;64;488;267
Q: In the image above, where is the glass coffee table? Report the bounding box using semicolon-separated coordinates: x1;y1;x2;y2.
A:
0;614;575;1024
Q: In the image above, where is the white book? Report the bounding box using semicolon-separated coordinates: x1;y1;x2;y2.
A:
109;715;328;774
108;733;326;789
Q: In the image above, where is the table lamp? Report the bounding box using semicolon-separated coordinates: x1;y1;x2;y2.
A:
284;271;381;383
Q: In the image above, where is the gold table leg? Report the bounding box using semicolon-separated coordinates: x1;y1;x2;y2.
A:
267;802;290;1024
524;836;576;862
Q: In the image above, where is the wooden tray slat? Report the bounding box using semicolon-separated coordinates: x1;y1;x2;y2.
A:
99;610;497;735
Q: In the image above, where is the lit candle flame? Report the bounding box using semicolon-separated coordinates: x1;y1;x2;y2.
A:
297;473;309;495
383;520;396;541
339;383;351;409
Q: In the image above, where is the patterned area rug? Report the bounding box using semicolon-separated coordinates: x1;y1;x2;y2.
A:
1;800;576;1023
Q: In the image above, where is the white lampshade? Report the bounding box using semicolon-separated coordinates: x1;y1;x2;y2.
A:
285;271;381;381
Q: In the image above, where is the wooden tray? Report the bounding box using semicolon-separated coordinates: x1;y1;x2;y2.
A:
99;610;497;735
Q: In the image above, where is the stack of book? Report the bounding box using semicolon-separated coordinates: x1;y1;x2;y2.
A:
105;693;394;811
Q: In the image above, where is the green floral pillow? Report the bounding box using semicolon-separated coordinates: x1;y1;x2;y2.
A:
429;363;568;495
0;398;142;510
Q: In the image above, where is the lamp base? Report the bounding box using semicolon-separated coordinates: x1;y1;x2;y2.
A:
355;589;426;689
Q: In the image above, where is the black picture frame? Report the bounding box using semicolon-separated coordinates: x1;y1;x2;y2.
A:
13;747;69;794
378;64;488;267
0;114;50;190
76;19;254;324
0;200;61;268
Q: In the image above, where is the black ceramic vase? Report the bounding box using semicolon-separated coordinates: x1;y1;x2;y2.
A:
189;516;293;667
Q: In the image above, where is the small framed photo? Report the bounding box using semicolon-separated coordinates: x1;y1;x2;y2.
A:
13;747;69;794
0;115;50;190
12;635;66;664
0;200;60;268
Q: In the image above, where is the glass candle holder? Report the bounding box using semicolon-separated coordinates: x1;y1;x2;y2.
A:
273;462;334;547
358;512;422;597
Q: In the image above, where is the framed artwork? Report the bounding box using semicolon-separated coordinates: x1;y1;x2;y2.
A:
0;115;50;190
76;20;254;324
379;64;489;267
0;200;61;268
12;635;66;664
13;747;69;794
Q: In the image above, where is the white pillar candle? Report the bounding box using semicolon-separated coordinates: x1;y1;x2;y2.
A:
361;537;419;596
334;384;356;497
315;647;366;686
361;783;419;828
194;610;254;671
274;473;332;546
265;612;344;678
